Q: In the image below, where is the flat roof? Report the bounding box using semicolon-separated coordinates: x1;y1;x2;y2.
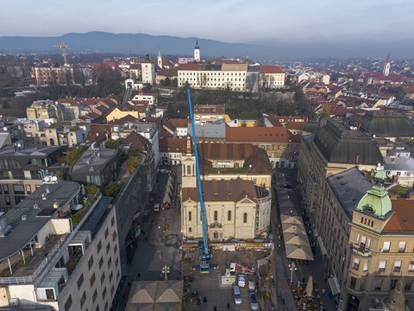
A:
81;196;113;238
0;181;80;261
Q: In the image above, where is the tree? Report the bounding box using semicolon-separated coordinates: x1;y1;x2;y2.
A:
105;139;119;149
65;146;86;166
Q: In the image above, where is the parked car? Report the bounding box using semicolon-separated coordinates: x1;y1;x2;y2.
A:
248;280;256;291
237;273;246;288
249;291;259;310
232;285;242;305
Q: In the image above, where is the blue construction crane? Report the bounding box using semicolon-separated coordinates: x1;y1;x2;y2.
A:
186;87;211;274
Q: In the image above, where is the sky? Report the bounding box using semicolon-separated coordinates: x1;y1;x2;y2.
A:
0;0;413;44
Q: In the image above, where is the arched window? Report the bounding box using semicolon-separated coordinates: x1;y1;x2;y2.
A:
186;165;191;175
227;210;232;221
243;213;248;223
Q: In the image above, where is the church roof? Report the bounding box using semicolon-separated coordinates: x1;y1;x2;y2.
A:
314;119;383;165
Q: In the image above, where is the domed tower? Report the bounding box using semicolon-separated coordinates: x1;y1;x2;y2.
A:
194;40;200;63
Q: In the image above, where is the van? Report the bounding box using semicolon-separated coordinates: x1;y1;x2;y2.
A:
232;285;242;305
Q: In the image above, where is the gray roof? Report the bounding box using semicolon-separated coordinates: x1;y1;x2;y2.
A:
385;156;414;171
188;121;226;139
81;196;113;238
327;167;372;218
0;181;80;261
0;144;62;158
72;148;117;175
314;119;383;165
358;113;414;138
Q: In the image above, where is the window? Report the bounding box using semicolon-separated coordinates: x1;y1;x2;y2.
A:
214;211;218;221
90;272;96;286
80;292;86;307
393;260;402;272
110;271;114;282
374;278;383;291
111;216;115;227
97;240;102;252
102;287;107;298
105;227;109;238
409;261;414;272
243;213;248;223
350;277;357;289
64;295;72;311
382;241;390;253
114;244;118;254
106;243;110;253
77;274;84;289
398;241;406;252
227;210;232;221
45;288;55;300
107;256;112;268
405;281;412;292
186;165;191;175
92;289;98;302
88;256;94;269
363;261;368;272
391;279;398;290
188;211;192;221
352;258;360;270
378;260;386;272
112;230;117;241
188;227;192;233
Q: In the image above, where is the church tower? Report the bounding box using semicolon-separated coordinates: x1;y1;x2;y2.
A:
181;136;196;188
194;40;201;63
157;50;163;69
383;53;391;77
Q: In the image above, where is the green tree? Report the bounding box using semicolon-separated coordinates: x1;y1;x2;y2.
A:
65;146;86;166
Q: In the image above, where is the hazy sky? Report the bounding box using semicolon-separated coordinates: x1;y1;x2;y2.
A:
1;0;413;43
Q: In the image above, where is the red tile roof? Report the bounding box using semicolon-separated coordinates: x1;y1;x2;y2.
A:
182;179;257;202
226;126;299;143
384;199;414;233
259;65;284;74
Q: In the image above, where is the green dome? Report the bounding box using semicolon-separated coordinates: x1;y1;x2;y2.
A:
356;184;392;219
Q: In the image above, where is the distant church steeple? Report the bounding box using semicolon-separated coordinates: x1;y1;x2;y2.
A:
157;50;163;69
383;52;391;77
194;40;200;62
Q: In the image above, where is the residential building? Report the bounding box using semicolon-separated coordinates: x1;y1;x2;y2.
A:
163;119;188;137
384;155;414;187
141;62;155;85
0;144;64;209
194;105;225;123
344;176;414;310
297;119;383;228
0;182;121;311
188;121;226;142
106;108;145;122
226;126;301;168
71;147;119;187
259;65;286;89
26;100;57;121
32;65;75;86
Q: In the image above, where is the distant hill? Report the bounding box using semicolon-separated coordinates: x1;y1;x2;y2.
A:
0;31;268;59
0;31;413;60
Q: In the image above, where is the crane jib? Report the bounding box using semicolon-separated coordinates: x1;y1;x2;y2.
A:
186;87;210;259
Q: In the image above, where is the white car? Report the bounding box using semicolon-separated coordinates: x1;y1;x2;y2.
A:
237;274;246;288
248;281;256;291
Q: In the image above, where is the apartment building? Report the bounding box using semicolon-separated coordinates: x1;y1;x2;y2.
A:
141;62;156;85
0;182;121;311
26;100;58;121
0;145;64;209
32;65;75;86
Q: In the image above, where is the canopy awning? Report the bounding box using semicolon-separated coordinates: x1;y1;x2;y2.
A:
328;276;341;296
281;214;303;225
285;244;314;261
284;232;310;246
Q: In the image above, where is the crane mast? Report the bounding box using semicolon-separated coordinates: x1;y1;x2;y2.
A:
186;87;211;273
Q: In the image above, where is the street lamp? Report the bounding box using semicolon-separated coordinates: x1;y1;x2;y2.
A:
161;265;170;281
288;262;298;286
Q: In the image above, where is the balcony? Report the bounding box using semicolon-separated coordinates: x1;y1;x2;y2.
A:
352;243;372;257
